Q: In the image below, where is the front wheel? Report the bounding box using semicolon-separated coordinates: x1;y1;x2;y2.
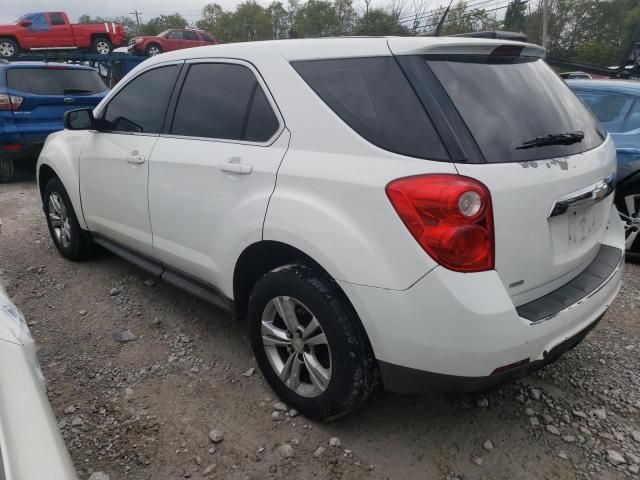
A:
0;38;18;59
91;37;112;55
248;264;377;420
44;177;97;260
616;180;640;262
145;44;162;56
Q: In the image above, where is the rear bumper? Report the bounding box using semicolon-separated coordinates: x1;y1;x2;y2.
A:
378;311;604;394
339;204;625;394
0;140;44;162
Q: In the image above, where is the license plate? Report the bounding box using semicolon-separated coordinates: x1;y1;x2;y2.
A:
568;207;596;246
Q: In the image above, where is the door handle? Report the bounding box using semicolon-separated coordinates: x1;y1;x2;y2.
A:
126;155;146;165
220;158;252;174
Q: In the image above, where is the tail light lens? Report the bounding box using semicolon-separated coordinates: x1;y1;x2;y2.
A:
0;94;23;111
386;174;494;272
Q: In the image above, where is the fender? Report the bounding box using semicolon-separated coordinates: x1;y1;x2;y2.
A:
36;130;88;230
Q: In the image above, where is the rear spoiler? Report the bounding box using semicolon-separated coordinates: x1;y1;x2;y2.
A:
387;37;545;58
451;30;527;42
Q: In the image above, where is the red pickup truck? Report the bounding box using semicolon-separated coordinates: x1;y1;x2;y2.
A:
0;12;125;59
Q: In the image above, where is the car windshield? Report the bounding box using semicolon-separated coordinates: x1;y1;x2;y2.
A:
6;68;107;95
158;30;172;37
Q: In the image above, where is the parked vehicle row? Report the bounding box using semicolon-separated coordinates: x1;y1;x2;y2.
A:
37;37;625;419
567;80;640;261
0;61;108;181
0;12;125;59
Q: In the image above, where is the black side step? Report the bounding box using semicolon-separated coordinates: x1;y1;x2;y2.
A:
93;235;234;313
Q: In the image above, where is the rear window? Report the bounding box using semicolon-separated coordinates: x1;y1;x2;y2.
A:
292;57;449;161
6;68;106;96
426;56;604;162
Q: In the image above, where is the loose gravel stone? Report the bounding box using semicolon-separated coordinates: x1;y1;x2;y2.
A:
209;430;223;443
109;287;123;297
525;408;535;416
626;452;640;465
88;473;110;480
530;417;540;427
531;388;542;400
143;279;155;287
546;425;561;436
277;443;294;459
273;402;288;412
592;408;607;420
314;446;326;458
271;411;283;421
558;451;569;460
607;450;626;466
329;437;341;447
483;440;494;451
471;455;483;466
562;435;576;443
476;397;489;408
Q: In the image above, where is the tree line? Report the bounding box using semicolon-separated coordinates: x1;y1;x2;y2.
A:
80;0;640;66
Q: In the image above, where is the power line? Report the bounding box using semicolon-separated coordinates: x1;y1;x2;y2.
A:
130;9;143;28
417;2;521;31
396;0;508;24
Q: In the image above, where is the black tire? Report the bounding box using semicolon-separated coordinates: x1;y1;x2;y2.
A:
248;264;377;421
43;177;97;260
615;180;640;262
0;156;15;183
0;38;19;59
145;43;162;56
91;37;112;55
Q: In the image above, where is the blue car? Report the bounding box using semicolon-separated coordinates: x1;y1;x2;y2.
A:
568;79;640;261
0;60;107;181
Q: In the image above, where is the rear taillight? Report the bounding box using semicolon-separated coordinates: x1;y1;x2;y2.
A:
2;143;23;152
0;94;23;111
386;174;494;273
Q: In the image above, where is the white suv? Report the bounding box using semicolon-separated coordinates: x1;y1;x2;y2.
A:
36;37;625;420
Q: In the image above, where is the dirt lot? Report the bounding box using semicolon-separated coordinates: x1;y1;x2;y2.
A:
1;176;639;480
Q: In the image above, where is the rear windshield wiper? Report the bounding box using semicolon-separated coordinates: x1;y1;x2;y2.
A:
63;88;94;95
516;131;584;150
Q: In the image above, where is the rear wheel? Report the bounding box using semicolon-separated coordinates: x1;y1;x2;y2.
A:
0;157;15;183
0;38;18;59
248;264;377;420
145;44;162;56
44;177;97;260
616;180;640;262
91;37;112;55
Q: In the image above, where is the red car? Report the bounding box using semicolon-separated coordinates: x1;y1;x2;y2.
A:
128;29;218;56
0;12;125;59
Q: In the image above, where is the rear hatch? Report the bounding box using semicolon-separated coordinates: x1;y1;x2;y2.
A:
388;38;617;306
6;66;107;141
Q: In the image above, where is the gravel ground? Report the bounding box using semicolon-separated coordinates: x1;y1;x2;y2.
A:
0;177;639;480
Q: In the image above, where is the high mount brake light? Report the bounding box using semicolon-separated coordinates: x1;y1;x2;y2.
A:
0;94;23;111
386;174;495;273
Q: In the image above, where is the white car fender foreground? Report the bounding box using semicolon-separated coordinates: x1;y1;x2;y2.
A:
0;284;78;480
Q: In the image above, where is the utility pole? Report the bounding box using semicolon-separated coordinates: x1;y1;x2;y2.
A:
130;9;142;33
541;0;548;49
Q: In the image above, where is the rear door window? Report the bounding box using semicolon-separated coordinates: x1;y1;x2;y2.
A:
170;63;279;142
426;56;604;162
103;65;178;134
6;68;106;95
49;13;66;25
183;31;199;41
293;57;448;161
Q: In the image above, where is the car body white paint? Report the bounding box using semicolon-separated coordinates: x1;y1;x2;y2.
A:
37;36;624;386
0;284;78;480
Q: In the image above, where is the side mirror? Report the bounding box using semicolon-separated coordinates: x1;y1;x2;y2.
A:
64;108;96;130
19;19;32;27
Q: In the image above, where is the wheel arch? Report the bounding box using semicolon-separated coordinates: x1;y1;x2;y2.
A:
233;241;370;340
36;132;87;229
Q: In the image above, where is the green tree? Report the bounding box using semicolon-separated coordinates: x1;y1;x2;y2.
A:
268;1;290;38
354;8;409;35
294;0;339;37
503;0;526;32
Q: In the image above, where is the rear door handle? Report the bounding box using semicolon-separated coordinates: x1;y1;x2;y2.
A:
220;158;252;174
126;155;146;165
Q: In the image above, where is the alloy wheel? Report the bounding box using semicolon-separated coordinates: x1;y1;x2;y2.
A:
619;193;640;251
96;41;111;54
148;46;161;56
261;296;332;398
48;192;72;249
0;42;15;58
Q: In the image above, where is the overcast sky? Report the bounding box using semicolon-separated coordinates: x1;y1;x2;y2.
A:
0;0;246;24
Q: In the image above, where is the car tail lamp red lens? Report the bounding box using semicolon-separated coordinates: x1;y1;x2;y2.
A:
0;94;23;111
2;144;23;152
386;174;494;272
